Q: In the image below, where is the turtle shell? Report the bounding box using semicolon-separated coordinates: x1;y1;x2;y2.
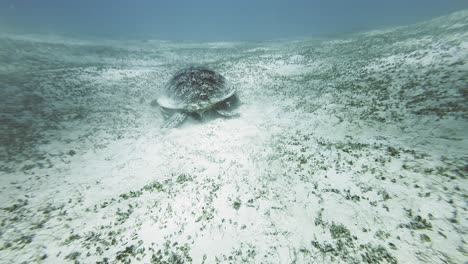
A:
157;66;236;112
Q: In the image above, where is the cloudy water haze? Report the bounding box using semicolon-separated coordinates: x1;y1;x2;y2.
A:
1;0;468;40
0;1;467;264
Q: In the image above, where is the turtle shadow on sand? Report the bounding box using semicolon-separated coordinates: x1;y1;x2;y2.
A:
151;66;240;128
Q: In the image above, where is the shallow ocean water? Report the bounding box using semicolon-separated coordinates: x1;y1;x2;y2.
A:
0;8;467;264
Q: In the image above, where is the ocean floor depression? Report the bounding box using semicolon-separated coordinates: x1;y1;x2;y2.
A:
0;10;467;264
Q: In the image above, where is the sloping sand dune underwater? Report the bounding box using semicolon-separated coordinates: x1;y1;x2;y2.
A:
0;10;467;264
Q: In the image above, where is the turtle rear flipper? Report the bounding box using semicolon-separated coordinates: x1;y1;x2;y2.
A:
161;112;187;128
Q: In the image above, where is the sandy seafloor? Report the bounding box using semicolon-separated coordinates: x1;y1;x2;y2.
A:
0;10;467;264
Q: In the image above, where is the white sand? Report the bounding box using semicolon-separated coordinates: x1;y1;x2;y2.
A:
0;9;467;264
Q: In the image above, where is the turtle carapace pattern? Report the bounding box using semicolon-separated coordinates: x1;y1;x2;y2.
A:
156;66;239;128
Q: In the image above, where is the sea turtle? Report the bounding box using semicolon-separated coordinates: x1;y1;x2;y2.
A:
155;66;239;128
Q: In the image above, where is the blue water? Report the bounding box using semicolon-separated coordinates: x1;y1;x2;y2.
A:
1;0;468;40
1;1;468;263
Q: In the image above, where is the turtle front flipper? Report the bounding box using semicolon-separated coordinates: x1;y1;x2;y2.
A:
215;108;240;117
214;97;240;117
161;112;187;128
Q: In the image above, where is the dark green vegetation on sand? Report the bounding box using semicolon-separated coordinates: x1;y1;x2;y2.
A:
0;10;467;264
